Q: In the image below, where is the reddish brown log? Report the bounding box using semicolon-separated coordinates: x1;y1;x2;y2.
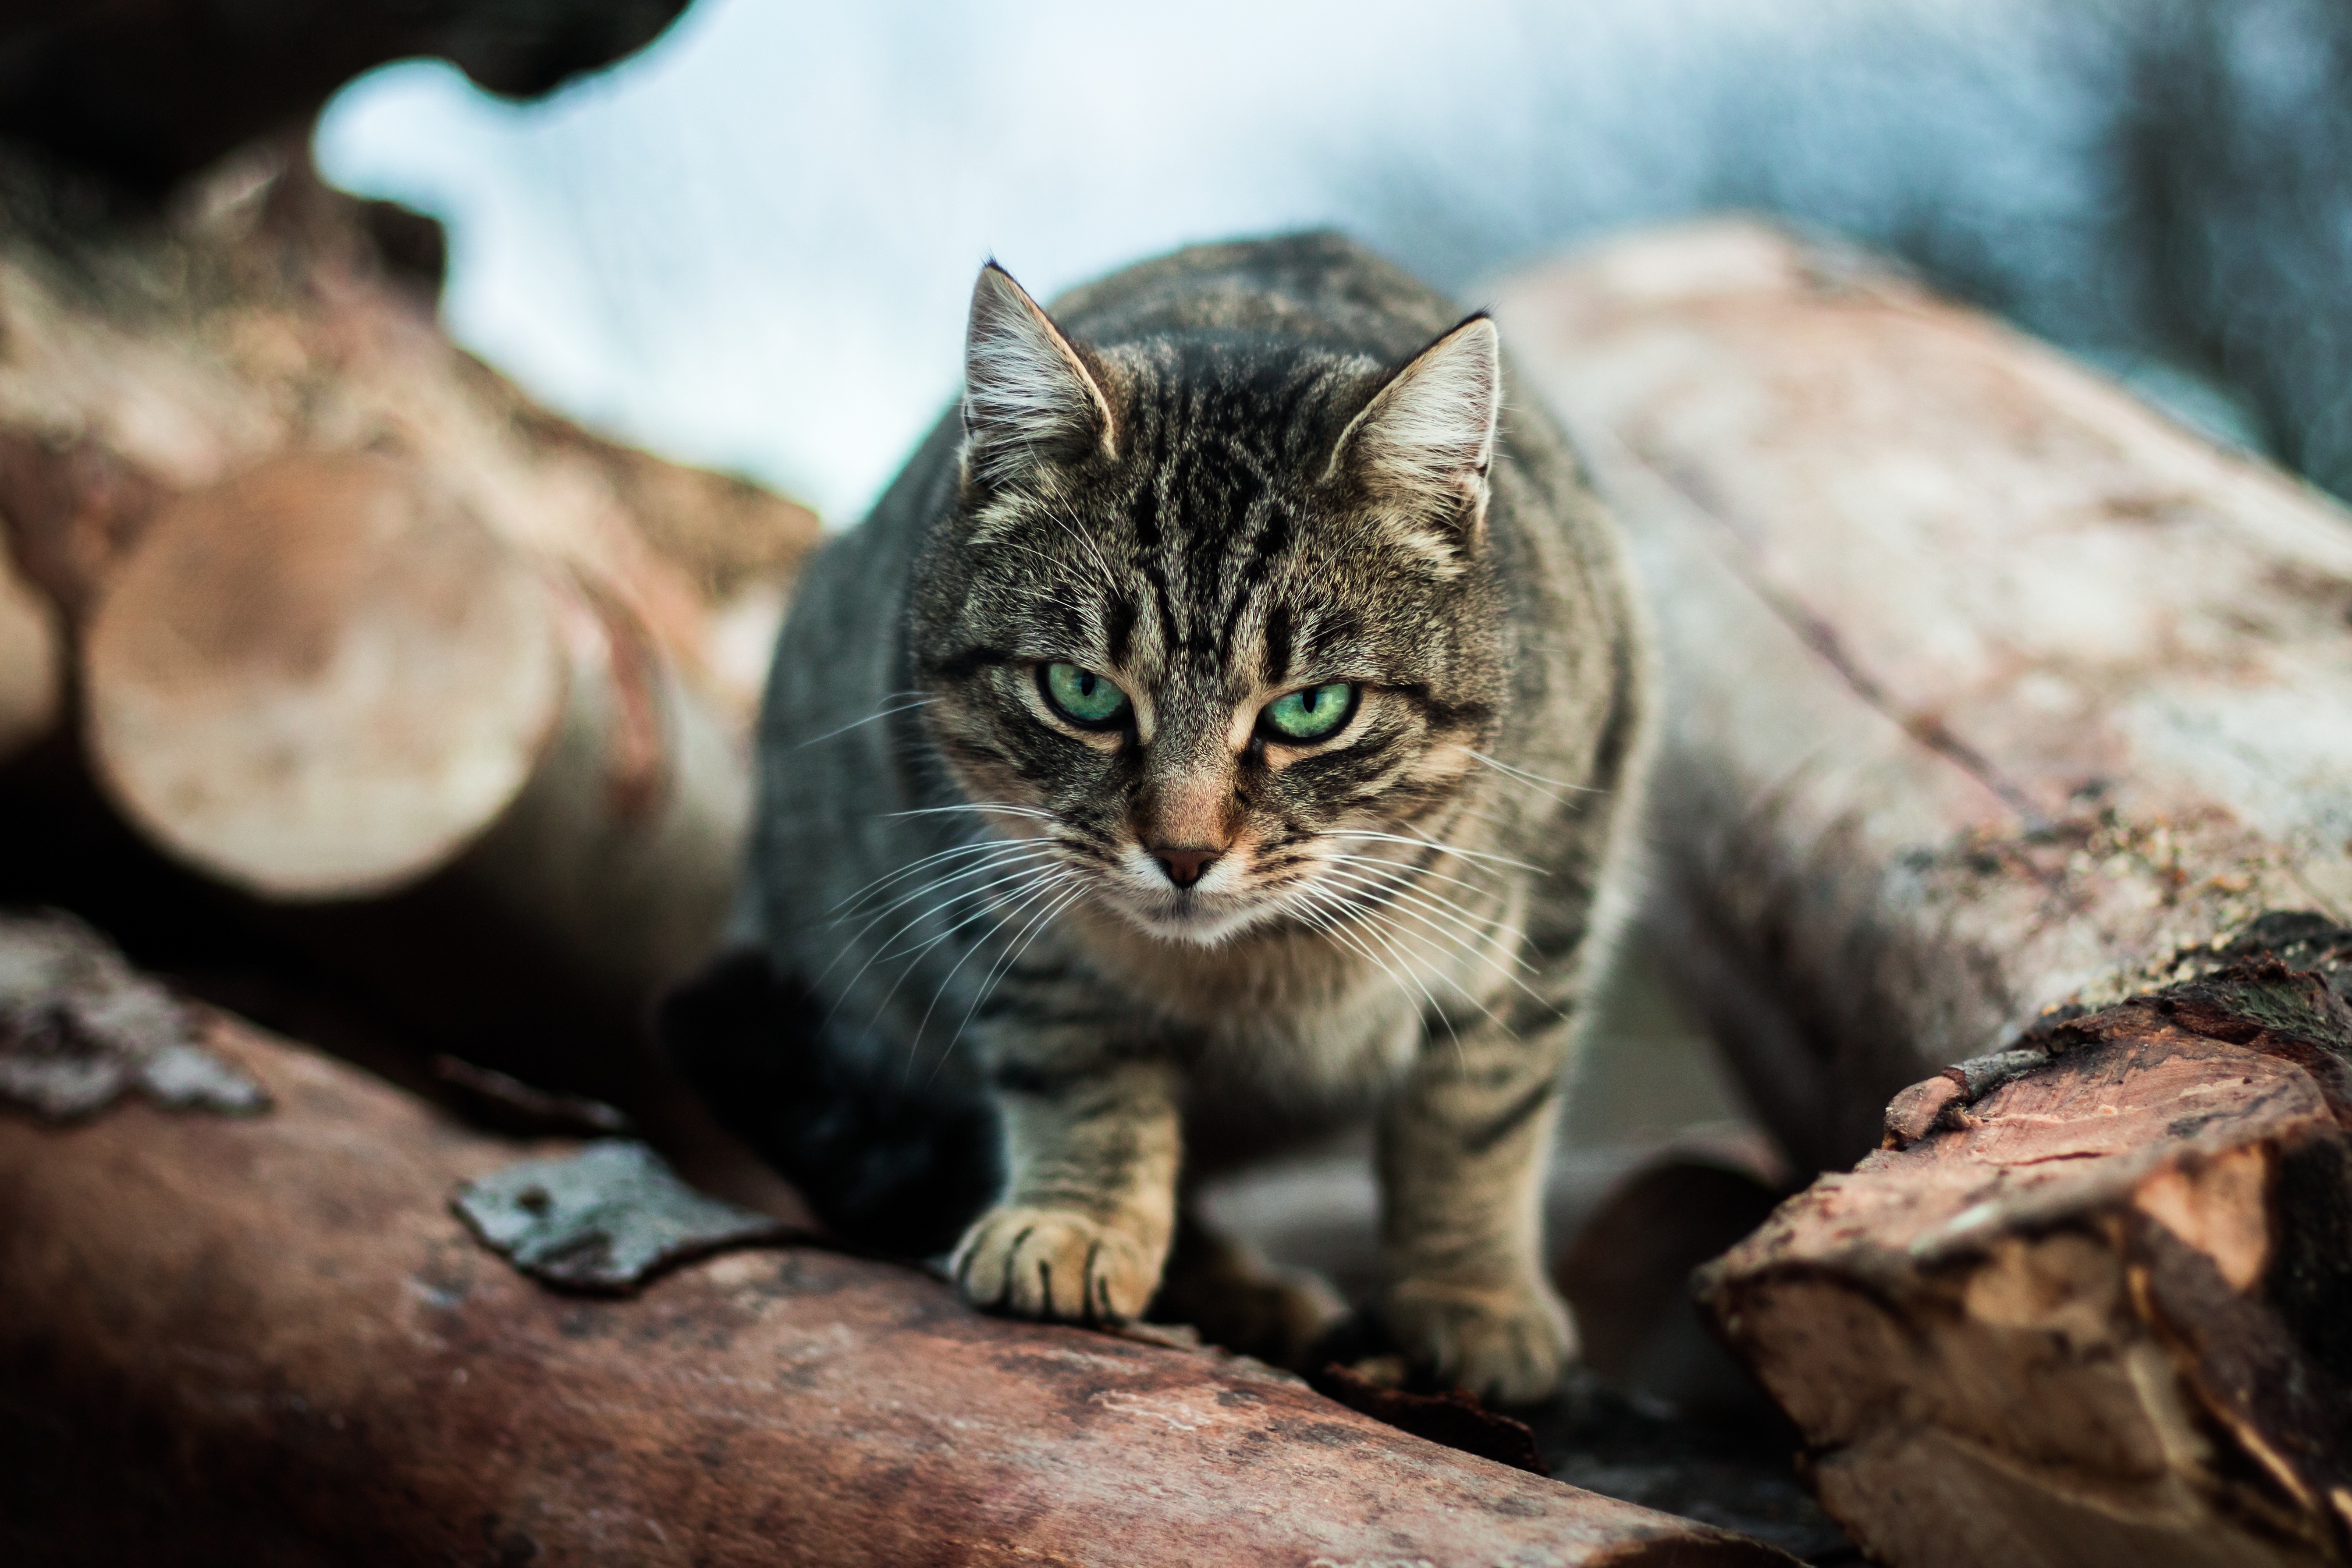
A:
1699;947;2352;1568
0;1000;1792;1567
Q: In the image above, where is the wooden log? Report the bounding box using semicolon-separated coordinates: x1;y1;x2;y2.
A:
1704;935;2352;1568
79;451;746;1002
0;942;1793;1568
1492;223;2352;1564
1494;219;2352;1171
0;140;821;724
0;526;60;764
0;142;817;1033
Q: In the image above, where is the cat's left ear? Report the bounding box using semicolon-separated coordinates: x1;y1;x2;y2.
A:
1326;313;1501;551
961;261;1119;489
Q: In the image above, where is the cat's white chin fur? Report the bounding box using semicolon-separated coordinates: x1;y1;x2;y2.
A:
1103;854;1282;947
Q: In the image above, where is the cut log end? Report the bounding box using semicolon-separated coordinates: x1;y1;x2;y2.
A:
82;451;565;899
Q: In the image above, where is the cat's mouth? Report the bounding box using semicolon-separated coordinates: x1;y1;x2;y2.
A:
1101;847;1274;947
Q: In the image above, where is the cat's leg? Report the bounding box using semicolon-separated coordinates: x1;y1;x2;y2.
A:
1376;1022;1576;1403
1148;1205;1347;1366
951;1054;1181;1324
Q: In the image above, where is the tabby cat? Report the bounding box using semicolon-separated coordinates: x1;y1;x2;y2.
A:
737;233;1645;1401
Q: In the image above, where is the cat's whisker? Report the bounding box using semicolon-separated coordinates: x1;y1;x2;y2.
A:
1315;861;1536;975
933;877;1091;1086
1317;851;1514;940
1043;497;1122;593
873;855;1077;962
795;695;941;749
1292;880;1473;1060
831;835;1052;917
1315;865;1546;1004
885;802;1054;822
1454;747;1600;797
1328;886;1518;1048
1318;849;1516;915
1325;828;1545;876
858;860;1077;1057
813;848;1067;1016
904;869;1079;1070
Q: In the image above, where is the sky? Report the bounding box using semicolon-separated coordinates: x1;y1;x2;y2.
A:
316;0;2166;522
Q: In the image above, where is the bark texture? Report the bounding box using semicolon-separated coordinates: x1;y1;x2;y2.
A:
1703;929;2352;1568
1494;221;2352;1566
0;943;1793;1568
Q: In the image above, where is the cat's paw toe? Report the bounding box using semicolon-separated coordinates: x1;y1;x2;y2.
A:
1386;1277;1578;1405
951;1206;1163;1324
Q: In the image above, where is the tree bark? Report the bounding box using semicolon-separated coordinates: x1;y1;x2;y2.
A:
0;929;1793;1568
1493;222;2352;1566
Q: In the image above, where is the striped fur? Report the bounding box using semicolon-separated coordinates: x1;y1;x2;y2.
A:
749;233;1646;1401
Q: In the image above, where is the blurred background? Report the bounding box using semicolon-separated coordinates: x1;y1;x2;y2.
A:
311;0;2349;525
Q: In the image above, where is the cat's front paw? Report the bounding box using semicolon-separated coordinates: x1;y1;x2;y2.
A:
1386;1276;1578;1405
952;1205;1165;1324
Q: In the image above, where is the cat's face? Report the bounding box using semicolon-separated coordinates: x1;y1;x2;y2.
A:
909;264;1507;948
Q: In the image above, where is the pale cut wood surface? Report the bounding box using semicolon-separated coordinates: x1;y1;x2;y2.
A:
1496;220;2352;1170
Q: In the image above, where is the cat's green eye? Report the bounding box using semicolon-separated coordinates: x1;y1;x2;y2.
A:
1041;662;1131;728
1261;681;1357;743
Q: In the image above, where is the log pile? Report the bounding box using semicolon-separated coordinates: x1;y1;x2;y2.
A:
0;140;820;1071
1495;222;2352;1566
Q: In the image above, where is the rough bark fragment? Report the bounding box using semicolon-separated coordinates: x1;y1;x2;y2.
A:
452;1139;798;1293
0;993;1795;1567
0;909;263;1118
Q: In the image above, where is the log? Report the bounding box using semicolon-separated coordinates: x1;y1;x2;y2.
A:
1494;219;2352;1171
0;527;60;764
1492;223;2352;1564
0;141;820;725
0;142;817;1035
79;451;746;1001
1698;932;2352;1568
0;925;1793;1568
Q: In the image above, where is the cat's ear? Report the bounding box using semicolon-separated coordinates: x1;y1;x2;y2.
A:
1326;313;1501;550
960;262;1118;488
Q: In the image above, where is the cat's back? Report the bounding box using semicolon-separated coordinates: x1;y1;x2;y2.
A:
1045;231;1463;362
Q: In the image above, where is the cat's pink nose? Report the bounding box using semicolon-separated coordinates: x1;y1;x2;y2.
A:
1150;846;1220;889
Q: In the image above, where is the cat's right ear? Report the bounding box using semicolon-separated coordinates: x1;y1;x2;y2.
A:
960;262;1118;489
